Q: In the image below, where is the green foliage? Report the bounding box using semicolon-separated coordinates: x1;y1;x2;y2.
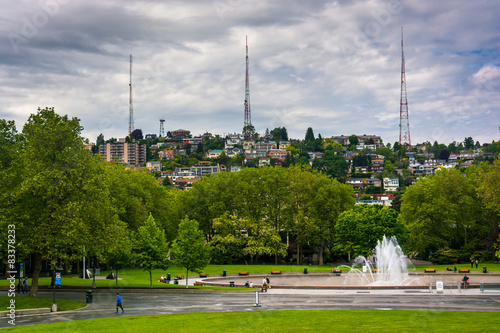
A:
171;217;211;287
305;127;315;143
484;141;500;154
335;205;408;259
348;135;359;146
429;249;461;264
0;107;121;297
359;194;372;200
134;214;170;288
400;167;497;259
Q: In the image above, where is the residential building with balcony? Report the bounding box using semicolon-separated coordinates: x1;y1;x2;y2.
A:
99;140;146;167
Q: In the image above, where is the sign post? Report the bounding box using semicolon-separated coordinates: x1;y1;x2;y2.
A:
436;280;444;294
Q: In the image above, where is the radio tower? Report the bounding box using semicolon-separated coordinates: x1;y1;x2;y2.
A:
159;118;165;137
242;36;255;139
128;54;134;136
399;27;411;146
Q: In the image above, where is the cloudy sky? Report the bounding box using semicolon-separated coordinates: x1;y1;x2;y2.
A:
1;0;499;145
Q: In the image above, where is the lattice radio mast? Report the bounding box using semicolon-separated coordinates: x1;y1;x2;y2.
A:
244;35;252;127
399;27;411;146
128;54;134;136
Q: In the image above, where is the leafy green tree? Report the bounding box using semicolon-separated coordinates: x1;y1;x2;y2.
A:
400;168;489;259
348;135;359;146
171;217;211;288
134;214;170;288
0;108;120;297
335;205;407;260
464;137;474;150
102;228;133;288
0;119;18;169
484;141;500;154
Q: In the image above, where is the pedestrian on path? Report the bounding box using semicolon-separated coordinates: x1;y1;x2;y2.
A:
23;277;28;294
475;259;478;268
115;293;124;314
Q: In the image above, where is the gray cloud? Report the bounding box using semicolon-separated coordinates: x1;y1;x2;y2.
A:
1;0;499;145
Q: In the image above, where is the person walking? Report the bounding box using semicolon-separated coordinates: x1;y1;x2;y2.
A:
115;293;124;314
17;278;23;294
475;259;478;268
23;277;28;294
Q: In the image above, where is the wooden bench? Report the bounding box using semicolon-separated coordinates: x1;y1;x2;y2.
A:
194;282;203;286
332;269;342;276
199;273;208;278
176;275;183;279
425;268;436;273
238;272;249;276
459;269;470;273
372;269;378;273
271;270;281;275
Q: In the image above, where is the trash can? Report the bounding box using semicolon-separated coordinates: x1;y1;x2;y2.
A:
304;267;308;274
483;266;487;273
174;278;178;285
230;281;235;287
86;290;93;303
167;273;171;281
223;270;226;277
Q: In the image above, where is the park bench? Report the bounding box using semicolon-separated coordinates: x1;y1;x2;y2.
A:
271;270;281;275
176;275;183;279
199;273;208;278
372;268;378;273
239;272;249;276
459;269;470;273
425;268;436;273
332;269;342;276
194;282;203;286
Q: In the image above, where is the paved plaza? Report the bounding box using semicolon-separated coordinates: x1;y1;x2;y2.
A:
2;285;500;329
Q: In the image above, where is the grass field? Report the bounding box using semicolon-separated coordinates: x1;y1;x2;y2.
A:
1;263;497;289
3;309;500;332
0;296;85;311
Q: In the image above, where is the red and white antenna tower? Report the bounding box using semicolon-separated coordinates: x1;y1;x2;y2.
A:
244;36;252;127
399;27;411;146
128;54;134;136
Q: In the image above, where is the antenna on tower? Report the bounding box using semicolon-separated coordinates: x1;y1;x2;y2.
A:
399;27;411;147
242;36;256;139
129;54;134;136
159;118;165;137
244;36;251;127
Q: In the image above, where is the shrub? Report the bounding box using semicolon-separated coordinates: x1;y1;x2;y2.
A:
430;249;461;264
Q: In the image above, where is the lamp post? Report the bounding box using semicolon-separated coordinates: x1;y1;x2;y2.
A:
92;257;96;289
52;264;57;312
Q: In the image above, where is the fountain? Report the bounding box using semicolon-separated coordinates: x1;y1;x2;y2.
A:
340;235;420;286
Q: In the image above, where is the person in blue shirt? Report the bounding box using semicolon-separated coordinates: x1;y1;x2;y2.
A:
115;293;124;313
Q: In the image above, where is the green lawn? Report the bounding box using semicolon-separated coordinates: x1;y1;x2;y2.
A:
0;296;85;311
3;310;500;332
1;263;497;289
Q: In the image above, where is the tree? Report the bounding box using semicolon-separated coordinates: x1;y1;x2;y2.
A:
102;227;133;288
0;108;120;297
335;205;407;261
348;135;359;146
464;137;474;150
439;149;450;161
305;127;315;143
134;214;170;288
400;168;490;259
171;217;211;288
129;129;143;141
